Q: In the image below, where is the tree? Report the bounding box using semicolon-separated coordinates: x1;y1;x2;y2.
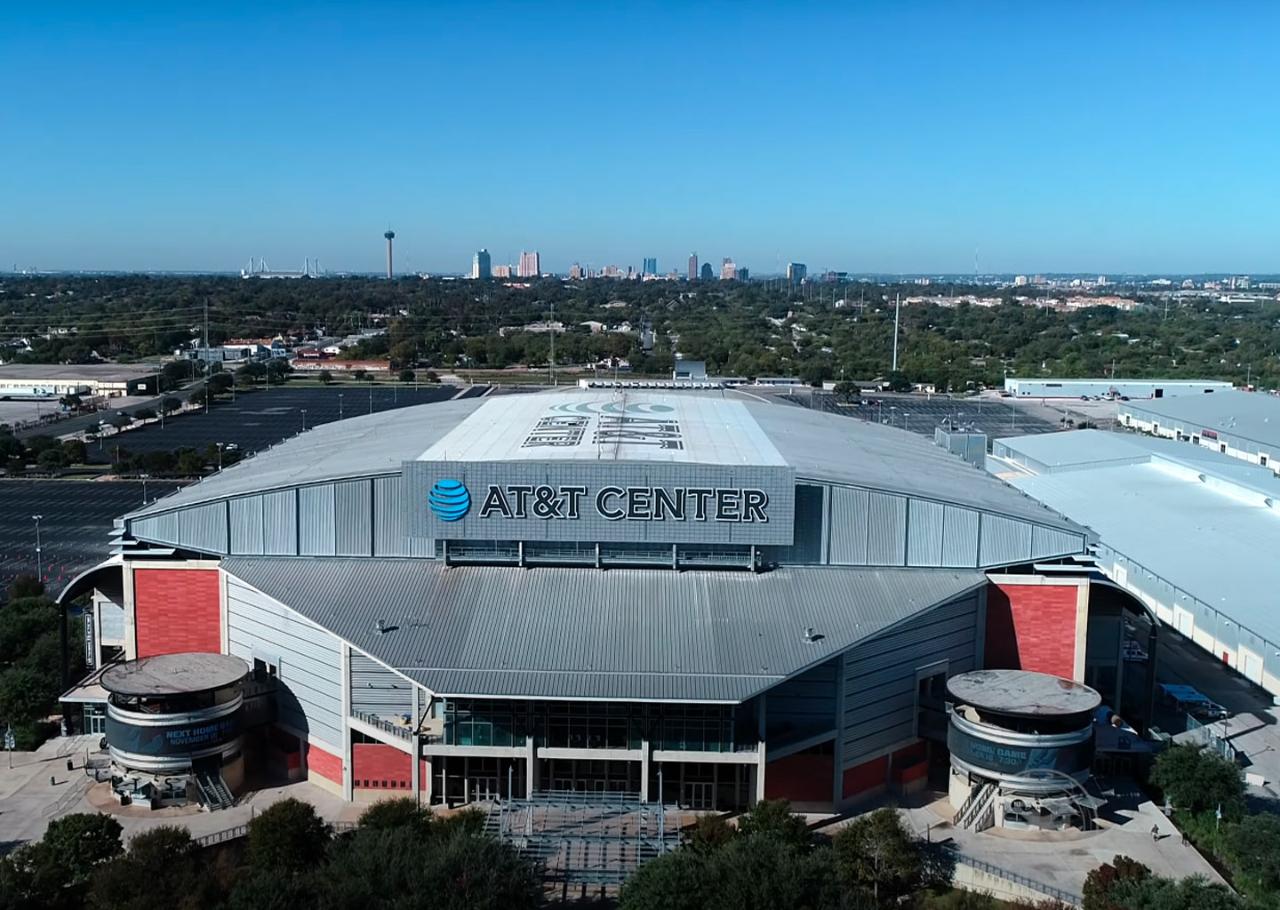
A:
832;808;925;906
160;396;181;415
1106;874;1243;910
39;813;123;883
60;439;87;465
1224;812;1280;893
832;380;860;402
735;799;811;848
352;369;367;382
357;796;432;834
425;370;439;383
399;368;415;383
60;393;82;412
886;371;912;393
319;370;333;385
245;798;331;874
133;408;157;422
1083;855;1151;910
1150;745;1245;819
685;814;735;853
90;825;220;910
37;448;66;471
107;413;132;433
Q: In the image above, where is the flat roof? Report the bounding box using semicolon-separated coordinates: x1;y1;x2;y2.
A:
1121;390;1280;449
947;669;1101;716
0;363;160;381
992;430;1280;647
1007;377;1230;387
417;392;786;466
101;653;248;696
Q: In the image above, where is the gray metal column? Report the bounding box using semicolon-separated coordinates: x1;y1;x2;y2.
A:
410;685;420;802
640;738;650;802
755;695;767;804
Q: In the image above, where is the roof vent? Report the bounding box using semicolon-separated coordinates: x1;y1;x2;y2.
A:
803;626;817;643
376;619;387;635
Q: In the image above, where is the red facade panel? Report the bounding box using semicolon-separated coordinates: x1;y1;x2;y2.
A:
352;743;412;789
306;742;344;785
764;753;834;803
841;754;888;798
133;568;221;658
985;581;1080;680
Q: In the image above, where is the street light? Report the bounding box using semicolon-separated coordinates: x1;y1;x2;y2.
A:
301;408;308;432
32;515;43;582
139;473;150;505
216;442;225;471
338;393;344;421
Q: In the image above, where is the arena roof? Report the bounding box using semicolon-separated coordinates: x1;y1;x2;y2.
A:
0;363;159;382
131;390;1078;533
222;556;986;703
991;430;1280;648
947;669;1101;717
101;652;248;697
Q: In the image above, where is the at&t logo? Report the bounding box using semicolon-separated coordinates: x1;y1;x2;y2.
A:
429;479;470;521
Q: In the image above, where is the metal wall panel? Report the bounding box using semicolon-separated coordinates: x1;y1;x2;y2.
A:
132;511;179;546
349;650;415;717
865;492;907;565
1030;525;1086;560
906;499;945;567
335;479;373;557
841;592;979;769
827;486;869;565
942;506;980;567
229;495;265;555
225;575;344;748
177;502;228;554
298;484;337;556
374;474;408;556
765;658;838;739
97;594;125;643
262;489;298;556
978;513;1033;566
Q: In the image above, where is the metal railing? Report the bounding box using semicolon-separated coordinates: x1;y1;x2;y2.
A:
948;848;1083;907
351;710;414;741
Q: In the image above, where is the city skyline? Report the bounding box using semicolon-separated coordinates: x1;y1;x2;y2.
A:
3;4;1279;274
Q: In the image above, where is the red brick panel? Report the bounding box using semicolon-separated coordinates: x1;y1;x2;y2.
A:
306;741;344;784
352;743;412;789
133;568;221;657
985;581;1079;679
764;753;833;803
841;754;888;798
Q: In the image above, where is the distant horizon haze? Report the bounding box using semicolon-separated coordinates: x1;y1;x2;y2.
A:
2;3;1277;274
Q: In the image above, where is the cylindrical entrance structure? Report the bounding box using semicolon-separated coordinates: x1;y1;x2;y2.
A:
101;653;249;808
946;669;1102;831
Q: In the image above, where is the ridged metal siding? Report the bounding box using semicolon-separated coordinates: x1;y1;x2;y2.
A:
298;484;336;556
373;475;408;556
222;556;986;703
177;502;227;554
865;492;907;565
765;659;838;738
978;513;1033;566
906;499;945;567
335;480;373;557
841;592;979;768
827;486;869;564
1031;525;1087;561
132;511;179;546
262;489;297;555
225;574;344;748
350;650;415;717
229;495;264;555
942;505;980;566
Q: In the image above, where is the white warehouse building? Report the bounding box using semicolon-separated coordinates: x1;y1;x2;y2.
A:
1003;378;1231;400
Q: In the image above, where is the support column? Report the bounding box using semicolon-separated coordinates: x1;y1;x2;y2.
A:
410;686;420;803
640;738;651;802
340;643;353;801
832;653;846;806
755;695;767;804
526;736;536;798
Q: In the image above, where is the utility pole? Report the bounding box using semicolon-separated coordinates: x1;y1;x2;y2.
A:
549;301;556;386
203;298;209;352
32;514;43;582
891;293;901;373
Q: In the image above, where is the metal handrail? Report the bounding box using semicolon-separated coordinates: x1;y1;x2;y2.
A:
947;847;1083;907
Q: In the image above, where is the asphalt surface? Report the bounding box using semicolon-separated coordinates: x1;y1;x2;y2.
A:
0;480;184;597
85;385;475;463
776;389;1064;439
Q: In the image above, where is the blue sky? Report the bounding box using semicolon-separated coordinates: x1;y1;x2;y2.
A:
2;2;1278;274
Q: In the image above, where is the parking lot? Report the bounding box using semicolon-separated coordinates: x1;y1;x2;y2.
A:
85;385;475;463
772;389;1066;440
0;479;184;597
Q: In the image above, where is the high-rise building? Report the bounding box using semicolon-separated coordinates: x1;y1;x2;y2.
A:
517;251;541;278
720;258;737;281
687;253;698;281
642;257;657;276
700;262;713;281
493;264;514;279
569;263;585;280
787;262;807;286
471;249;492;280
738;267;749;281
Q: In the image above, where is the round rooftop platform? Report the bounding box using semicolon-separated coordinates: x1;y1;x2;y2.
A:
947;669;1100;718
101;653;249;697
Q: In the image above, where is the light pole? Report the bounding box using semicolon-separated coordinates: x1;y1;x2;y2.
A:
216;442;225;471
368;384;373;415
140;474;150;505
301;409;308;432
32;515;43;582
339;393;344;421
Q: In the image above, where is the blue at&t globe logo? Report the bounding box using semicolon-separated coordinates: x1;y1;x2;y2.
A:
429;479;470;521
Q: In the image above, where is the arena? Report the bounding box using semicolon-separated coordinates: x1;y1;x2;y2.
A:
59;389;1144;813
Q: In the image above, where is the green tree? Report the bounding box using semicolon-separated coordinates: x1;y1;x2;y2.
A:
356;796;432;835
735;798;811;848
36;448;66;471
685;814;735;853
1223;811;1280;894
832;380;860;402
89;825;220;910
832;808;925;906
245;798;332;874
60;439;88;465
160;396;181;415
319;370;333;385
1150;745;1245;819
1083;855;1151;910
399;368;415;383
133;408;157;421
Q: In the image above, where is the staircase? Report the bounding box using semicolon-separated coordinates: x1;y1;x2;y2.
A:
954;780;997;832
192;761;235;811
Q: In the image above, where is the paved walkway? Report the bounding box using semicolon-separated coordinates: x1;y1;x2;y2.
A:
0;736;356;851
